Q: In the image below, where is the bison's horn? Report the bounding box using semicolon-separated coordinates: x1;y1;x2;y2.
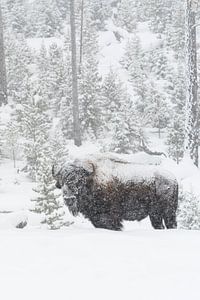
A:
82;161;96;176
89;163;95;176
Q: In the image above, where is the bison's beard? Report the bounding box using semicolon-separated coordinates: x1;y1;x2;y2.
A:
64;196;79;216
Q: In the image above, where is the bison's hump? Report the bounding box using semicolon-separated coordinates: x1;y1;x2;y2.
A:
72;155;177;185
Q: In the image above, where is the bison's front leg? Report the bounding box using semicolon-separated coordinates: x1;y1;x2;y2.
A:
90;214;123;231
149;213;165;229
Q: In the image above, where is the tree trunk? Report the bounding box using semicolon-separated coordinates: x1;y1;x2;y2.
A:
79;0;84;74
70;0;82;146
0;4;7;106
185;0;199;166
12;147;16;169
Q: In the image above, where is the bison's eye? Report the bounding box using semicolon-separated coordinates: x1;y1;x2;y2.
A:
67;174;76;181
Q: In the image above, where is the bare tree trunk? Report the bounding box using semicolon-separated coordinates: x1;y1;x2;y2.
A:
0;4;7;106
12;148;16;169
185;0;199;166
79;0;84;74
70;0;82;146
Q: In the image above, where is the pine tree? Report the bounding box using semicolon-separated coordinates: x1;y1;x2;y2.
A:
177;190;200;230
47;42;67;116
109;96;144;153
145;82;170;138
121;35;142;73
19;85;51;180
101;69;145;152
79;13;102;139
78;5;99;71
59;34;74;139
27;0;62;38
5;34;32;106
167;1;185;56
167;116;185;164
36;43;50;109
51;127;69;166
3;0;27;35
31;150;67;230
165;62;186;111
148;0;171;34
101;69;124;130
121;35;149;122
89;0;111;30
4;120;21;168
56;0;69;20
115;0;137;32
0;115;5;160
79;57;102;139
150;44;168;80
135;0;150;22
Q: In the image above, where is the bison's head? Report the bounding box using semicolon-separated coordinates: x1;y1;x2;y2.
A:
52;161;95;216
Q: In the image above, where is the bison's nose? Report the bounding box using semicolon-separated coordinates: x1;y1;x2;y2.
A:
56;182;62;189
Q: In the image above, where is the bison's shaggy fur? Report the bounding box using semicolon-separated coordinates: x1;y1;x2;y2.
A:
53;158;178;230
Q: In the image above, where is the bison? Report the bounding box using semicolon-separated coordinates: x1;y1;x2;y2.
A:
52;156;178;230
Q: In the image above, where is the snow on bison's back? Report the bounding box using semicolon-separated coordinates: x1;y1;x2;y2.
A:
53;159;178;231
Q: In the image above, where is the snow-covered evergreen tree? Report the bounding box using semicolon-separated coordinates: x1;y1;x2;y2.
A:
3;0;27;35
167;1;185;55
150;44;169;80
56;0;69;20
47;42;67;116
109;96;145;153
19;85;51;180
5;34;32;105
59;34;73;139
101;69;124;131
121;35;143;74
77;9;103;139
178;190;200;230
27;0;62;37
115;0;137;32
145;82;170;138
31;149;67;230
79;58;102;139
148;0;172;34
167;116;185;164
51;126;69;166
0;115;5;160
4;120;21;168
89;0;111;30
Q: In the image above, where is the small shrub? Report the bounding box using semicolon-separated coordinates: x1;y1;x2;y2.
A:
177;189;200;230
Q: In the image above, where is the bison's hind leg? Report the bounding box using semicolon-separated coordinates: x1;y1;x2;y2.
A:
149;213;165;229
90;214;123;231
163;212;177;229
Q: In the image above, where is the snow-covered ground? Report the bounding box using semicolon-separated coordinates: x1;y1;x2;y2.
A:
0;228;200;300
0;152;200;300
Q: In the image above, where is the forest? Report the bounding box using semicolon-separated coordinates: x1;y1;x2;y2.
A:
0;1;200;299
0;0;198;229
